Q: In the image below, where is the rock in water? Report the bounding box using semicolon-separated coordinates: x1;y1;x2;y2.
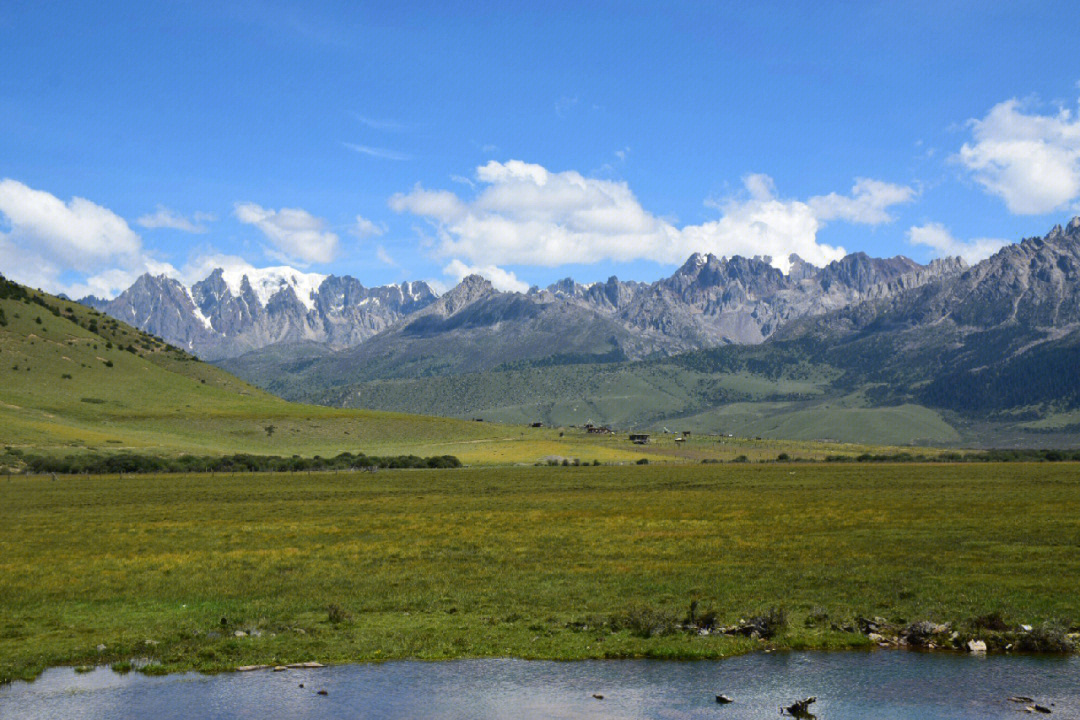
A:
715;694;733;704
783;696;817;717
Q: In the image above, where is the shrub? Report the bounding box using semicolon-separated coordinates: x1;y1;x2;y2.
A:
971;610;1010;632
326;603;352;625
636;458;649;465
609;605;679;638
805;606;829;628
1015;622;1074;653
743;607;787;638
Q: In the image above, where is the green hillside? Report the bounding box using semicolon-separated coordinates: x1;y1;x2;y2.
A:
0;276;643;465
251;333;1078;448
280;352;962;447
7;275;915;466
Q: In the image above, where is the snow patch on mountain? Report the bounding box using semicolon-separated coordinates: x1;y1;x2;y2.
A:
218;266;327;311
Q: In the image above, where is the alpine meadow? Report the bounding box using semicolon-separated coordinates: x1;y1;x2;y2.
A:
3;3;1080;718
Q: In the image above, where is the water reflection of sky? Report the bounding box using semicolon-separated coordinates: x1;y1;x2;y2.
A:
2;652;1078;720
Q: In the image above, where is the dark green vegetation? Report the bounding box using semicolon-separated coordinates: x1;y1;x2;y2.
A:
2;463;1078;683
11;450;462;473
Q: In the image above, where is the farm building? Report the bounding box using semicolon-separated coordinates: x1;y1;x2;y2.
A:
628;433;650;444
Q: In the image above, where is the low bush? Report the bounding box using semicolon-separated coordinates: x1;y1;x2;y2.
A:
609;605;679;638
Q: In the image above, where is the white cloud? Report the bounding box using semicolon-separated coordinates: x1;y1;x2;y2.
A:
450;174;476;188
390;160;915;273
0;178;141;262
907;222;1006;264
343;142;411;161
352;214;385;238
375;245;397;266
443;259;529;293
808;178;918;224
136;205;215;233
957;96;1080;214
234;202;338;264
0;178;177;298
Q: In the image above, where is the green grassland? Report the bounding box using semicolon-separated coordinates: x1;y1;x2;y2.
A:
288;358;969;447
2;462;1079;682
0;281;939;466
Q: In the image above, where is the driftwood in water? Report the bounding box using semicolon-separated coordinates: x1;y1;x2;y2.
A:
781;696;817;717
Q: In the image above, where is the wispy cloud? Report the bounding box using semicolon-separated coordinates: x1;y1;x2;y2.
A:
353;113;410;132
234;202;338;264
343;142;412;161
908;222;1006;263
352;214;385;238
136;205;215;233
555;95;578;118
450;174;476;188
375;245;397;266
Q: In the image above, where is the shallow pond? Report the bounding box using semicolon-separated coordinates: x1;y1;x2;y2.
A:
1;651;1078;719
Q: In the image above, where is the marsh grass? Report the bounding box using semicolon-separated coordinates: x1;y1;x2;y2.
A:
1;462;1079;683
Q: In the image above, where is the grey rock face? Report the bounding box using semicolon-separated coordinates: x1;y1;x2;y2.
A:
83;243;971;364
86;268;437;361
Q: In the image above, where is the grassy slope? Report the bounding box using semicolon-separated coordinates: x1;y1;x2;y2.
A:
298;360;963;446
2;463;1078;681
0;286;649;465
1;282;940;465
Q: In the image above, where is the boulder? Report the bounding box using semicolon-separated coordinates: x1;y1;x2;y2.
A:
967;639;987;654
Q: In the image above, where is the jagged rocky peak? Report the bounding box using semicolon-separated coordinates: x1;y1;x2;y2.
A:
436;274;496;315
819;252;923;293
786;254;819;282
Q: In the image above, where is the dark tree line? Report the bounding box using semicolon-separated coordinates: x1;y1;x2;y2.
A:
7;450;462;475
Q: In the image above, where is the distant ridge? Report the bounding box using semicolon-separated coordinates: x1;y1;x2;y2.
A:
78;247;966;362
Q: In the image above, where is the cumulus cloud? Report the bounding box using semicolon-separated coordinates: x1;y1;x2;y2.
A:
0;178;176;298
390;160;915;273
352;214;385;238
0;178;141;262
808;178;918;223
957;96;1080;214
234;202;338;264
136;205;215;233
442;258;529;293
907;222;1006;264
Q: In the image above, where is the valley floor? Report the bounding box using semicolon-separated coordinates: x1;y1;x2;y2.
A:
2;462;1078;683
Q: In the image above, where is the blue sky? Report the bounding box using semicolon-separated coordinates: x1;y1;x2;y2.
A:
2;1;1080;297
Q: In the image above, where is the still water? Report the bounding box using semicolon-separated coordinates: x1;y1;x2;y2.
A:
2;651;1078;719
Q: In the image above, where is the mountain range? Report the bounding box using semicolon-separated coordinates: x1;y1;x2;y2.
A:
78;217;1080;446
83;247;969;363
